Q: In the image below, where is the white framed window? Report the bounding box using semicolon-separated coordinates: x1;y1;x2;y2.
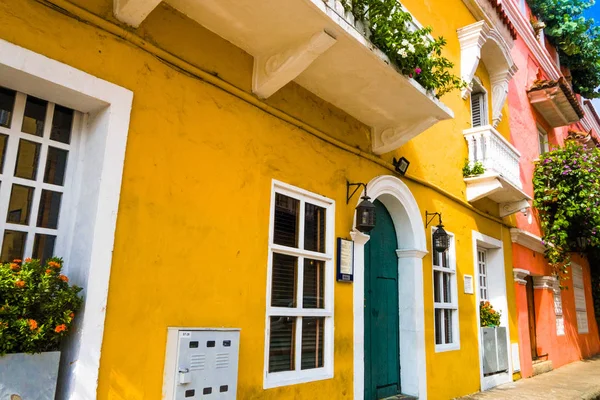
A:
538;127;549;155
470;80;489;128
553;279;565;336
0;87;79;263
264;180;335;388
477;248;488;300
572;263;589;334
432;230;460;352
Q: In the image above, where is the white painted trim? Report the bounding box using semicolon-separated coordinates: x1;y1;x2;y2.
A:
510;228;545;254
431;230;461;353
513;268;530;285
113;0;162;28
263;180;335;389
472;231;513;391
532;276;555;290
0;39;133;399
352;175;428;400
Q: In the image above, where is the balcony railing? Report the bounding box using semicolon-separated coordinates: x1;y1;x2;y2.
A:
464;125;521;189
463;125;530;216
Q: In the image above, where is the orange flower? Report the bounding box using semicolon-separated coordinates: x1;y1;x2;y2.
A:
45;269;52;274
54;324;67;333
9;263;19;271
27;319;38;331
59;275;69;283
14;280;25;288
24;258;32;263
48;261;61;269
69;312;75;319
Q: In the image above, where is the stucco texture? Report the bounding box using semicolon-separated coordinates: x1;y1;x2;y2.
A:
0;0;520;399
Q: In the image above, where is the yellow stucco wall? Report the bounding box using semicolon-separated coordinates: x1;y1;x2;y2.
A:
0;0;519;399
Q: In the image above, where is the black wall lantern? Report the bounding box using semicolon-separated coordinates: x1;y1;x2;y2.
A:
426;211;450;252
347;181;376;233
392;157;410;175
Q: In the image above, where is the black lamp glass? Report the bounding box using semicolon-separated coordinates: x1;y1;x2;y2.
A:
432;224;450;253
356;195;376;233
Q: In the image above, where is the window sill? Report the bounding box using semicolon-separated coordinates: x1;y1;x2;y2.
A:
264;368;333;389
435;343;460;353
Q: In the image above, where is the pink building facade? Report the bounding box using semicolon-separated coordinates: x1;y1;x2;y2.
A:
504;0;600;379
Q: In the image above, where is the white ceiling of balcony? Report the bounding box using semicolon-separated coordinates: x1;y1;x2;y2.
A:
118;0;454;153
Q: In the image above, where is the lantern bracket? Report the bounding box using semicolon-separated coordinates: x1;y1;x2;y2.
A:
347;181;368;204
425;211;443;228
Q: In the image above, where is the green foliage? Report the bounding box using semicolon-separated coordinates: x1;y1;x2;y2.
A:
462;159;485;177
341;0;466;97
0;258;82;355
533;140;600;276
527;0;600;98
480;301;501;327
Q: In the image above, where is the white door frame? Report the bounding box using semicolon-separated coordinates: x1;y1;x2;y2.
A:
472;231;513;391
352;175;428;399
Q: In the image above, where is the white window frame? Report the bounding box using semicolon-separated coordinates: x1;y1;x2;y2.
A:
0;90;81;261
538;127;549;155
478;248;488;301
470;80;489;128
263;180;335;388
553;279;565;336
432;229;460;352
0;39;133;396
572;263;589;334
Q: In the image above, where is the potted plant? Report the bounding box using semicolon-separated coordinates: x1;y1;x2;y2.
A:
480;301;509;375
0;258;82;399
480;300;501;327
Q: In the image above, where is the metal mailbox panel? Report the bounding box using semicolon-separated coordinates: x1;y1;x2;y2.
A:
174;330;240;400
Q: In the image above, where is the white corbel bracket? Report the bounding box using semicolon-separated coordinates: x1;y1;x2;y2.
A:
490;66;518;127
113;0;162;27
372;117;439;155
513;268;530;285
457;21;491;99
499;199;530;217
252;31;337;99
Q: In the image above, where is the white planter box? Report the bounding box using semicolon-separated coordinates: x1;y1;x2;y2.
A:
0;351;60;399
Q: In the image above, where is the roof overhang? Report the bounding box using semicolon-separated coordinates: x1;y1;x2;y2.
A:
527;78;584;127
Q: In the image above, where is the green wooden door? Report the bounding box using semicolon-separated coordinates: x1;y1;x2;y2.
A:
364;200;400;400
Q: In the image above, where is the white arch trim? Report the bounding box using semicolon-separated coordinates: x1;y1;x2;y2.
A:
352;175;429;399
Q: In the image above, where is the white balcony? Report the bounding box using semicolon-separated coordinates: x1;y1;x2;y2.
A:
463;126;530;217
114;0;454;154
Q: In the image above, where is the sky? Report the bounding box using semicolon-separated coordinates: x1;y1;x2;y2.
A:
584;3;600;109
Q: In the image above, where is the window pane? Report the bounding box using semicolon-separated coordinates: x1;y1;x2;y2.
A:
44;147;68;186
0;134;8;173
435;309;443;345
50;105;73;144
301;317;324;370
14;139;41;180
0;230;26;263
443;273;451;303
0;87;15;128
37;190;62;229
21;96;47;137
269;316;296;372
274;193;299;248
33;234;56;264
271;253;297;308
7;184;34;225
433;250;439;266
303;259;324;309
444;309;453;344
304;203;326;253
433;271;441;303
441;250;449;268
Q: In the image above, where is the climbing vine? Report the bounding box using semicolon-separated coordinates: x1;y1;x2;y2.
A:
533;140;600;276
527;0;600;98
341;0;465;97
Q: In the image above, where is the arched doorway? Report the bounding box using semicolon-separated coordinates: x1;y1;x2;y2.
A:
351;175;428;400
364;200;401;399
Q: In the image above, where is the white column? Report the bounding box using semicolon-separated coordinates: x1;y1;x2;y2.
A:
396;249;428;399
351;229;371;400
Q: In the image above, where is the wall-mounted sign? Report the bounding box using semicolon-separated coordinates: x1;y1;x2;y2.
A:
337;238;354;282
464;274;474;294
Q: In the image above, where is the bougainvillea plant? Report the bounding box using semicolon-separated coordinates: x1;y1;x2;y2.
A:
341;0;466;97
533;140;600;277
480;301;501;327
0;258;82;355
